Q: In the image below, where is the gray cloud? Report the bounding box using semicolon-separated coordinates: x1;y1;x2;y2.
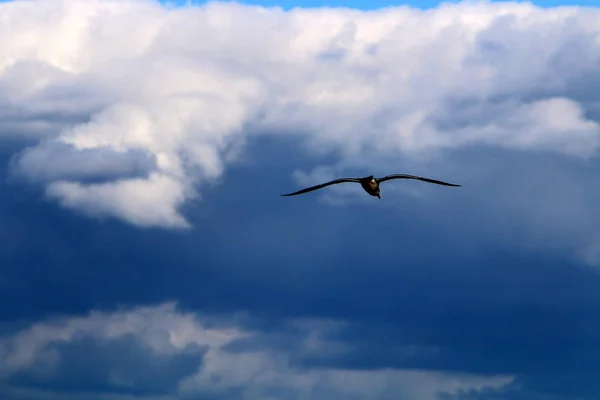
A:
12;141;157;183
0;303;512;400
8;335;204;397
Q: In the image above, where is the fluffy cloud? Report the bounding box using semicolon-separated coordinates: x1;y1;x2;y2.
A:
1;0;600;227
0;302;512;400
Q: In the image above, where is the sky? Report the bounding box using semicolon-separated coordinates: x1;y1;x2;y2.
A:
163;0;600;9
2;0;600;399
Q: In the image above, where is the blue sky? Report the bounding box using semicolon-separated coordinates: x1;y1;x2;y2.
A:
2;0;600;400
2;0;599;8
165;0;600;9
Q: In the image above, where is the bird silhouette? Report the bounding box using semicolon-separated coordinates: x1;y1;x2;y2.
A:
281;174;461;199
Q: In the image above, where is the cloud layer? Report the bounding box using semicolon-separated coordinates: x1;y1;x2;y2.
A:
2;0;600;227
0;303;512;400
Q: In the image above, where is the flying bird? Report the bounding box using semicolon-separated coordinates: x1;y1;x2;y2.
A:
281;174;461;199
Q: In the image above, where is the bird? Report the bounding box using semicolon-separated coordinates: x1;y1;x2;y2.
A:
281;174;461;199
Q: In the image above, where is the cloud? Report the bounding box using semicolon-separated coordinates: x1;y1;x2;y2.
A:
0;302;512;400
46;172;190;228
1;0;600;227
13;140;157;183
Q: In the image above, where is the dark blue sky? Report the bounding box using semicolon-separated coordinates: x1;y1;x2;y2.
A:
3;133;600;399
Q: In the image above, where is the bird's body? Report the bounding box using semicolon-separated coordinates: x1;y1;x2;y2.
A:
281;174;461;198
360;176;380;198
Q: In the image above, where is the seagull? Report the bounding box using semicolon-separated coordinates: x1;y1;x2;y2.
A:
281;174;461;199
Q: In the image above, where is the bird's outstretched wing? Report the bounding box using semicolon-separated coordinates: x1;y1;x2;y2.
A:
376;174;461;187
281;178;361;196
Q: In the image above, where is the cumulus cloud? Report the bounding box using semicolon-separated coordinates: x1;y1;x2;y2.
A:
46;172;190;228
0;302;512;400
1;0;600;227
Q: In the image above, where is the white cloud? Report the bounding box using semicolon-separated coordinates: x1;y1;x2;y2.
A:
46;172;190;228
0;302;513;400
1;0;600;227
